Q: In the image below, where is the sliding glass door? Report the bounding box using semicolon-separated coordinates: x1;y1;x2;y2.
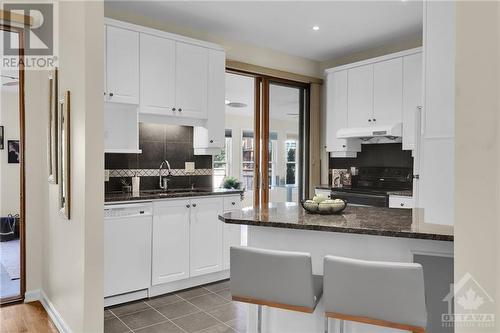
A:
218;71;309;208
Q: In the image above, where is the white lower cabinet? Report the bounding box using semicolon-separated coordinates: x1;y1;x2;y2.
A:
152;199;191;285
222;196;242;269
151;195;238;287
190;197;223;277
389;195;414;209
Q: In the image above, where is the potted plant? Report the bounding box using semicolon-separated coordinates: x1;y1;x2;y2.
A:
222;176;241;190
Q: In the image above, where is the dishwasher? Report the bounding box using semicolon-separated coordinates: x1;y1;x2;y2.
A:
104;202;152;299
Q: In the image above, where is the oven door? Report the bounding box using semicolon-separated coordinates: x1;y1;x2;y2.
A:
331;191;389;207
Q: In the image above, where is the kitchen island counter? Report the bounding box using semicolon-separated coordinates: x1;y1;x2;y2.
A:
219;202;453;242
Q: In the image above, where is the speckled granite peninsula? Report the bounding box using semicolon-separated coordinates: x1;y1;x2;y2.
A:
105;188;243;203
219;202;453;241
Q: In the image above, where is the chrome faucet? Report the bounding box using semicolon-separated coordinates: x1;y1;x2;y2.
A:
159;160;172;190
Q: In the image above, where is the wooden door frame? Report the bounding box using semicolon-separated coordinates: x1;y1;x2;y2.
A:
0;24;26;305
226;68;310;207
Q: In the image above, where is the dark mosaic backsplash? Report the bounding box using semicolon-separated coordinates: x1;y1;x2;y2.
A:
329;143;413;169
105;123;212;193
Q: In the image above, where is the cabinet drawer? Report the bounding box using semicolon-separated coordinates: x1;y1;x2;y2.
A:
389;195;414;209
223;195;242;211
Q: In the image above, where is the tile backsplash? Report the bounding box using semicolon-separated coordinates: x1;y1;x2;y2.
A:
105;123;212;193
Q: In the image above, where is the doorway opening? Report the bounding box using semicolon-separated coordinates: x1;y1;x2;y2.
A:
0;25;26;304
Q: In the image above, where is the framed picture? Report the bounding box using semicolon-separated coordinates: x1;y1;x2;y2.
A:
7;140;19;164
0;126;3;150
48;68;58;184
58;91;71;219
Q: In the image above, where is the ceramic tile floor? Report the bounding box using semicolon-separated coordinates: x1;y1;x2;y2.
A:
105;280;247;333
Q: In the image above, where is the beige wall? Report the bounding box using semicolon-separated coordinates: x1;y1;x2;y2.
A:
22;1;104;332
0;90;20;217
455;2;500;331
41;1;104;332
104;5;321;79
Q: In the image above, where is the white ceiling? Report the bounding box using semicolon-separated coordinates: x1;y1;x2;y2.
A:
225;72;300;121
106;0;422;61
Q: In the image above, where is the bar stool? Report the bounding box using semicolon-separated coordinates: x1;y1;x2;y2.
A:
230;246;323;333
323;255;427;333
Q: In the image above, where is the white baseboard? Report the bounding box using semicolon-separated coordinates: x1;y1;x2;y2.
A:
24;289;41;302
39;290;72;333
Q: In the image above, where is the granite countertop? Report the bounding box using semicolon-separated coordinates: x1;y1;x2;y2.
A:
105;188;244;203
219;202;453;242
315;185;413;197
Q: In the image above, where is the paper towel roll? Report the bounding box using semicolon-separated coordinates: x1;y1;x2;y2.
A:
132;175;140;197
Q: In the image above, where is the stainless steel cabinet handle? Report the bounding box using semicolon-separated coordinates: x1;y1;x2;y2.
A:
231;202;236;205
192;203;197;207
400;203;404;207
109;92;114;97
186;204;190;208
373;118;377;122
368;119;371;122
210;140;214;143
178;108;182;112
172;107;176;111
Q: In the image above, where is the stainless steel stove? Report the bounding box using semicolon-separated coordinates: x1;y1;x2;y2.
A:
331;167;413;207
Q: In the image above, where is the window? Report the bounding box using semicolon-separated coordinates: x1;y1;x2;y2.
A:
213;130;232;188
241;130;254;189
269;132;278;187
286;139;297;185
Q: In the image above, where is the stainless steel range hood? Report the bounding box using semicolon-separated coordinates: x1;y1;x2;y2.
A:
336;123;402;139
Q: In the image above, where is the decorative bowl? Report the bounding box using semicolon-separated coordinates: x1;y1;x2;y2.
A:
300;198;347;215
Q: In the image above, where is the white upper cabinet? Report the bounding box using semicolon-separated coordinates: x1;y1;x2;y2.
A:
347;64;374;128
193;49;226;155
402;52;423;150
105;26;139;104
373;57;403;125
175;42;209;119
140;33;176;115
326;70;361;156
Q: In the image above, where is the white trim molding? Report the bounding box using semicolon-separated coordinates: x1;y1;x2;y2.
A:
24;289;41;303
39;290;72;333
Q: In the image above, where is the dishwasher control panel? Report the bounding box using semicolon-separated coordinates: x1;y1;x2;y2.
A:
104;203;153;218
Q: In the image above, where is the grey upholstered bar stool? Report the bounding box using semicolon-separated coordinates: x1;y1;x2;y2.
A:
230;246;323;333
323;255;427;333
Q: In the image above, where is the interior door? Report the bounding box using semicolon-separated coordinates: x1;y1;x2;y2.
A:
105;26;139;104
373;57;403;125
347;64;373;128
175;42;208;118
152;199;190;285
189;197;223;276
140;33;175;115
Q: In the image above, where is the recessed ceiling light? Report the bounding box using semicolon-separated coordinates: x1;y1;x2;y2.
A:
312;26;320;31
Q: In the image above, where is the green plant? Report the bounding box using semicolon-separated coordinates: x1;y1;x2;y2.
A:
120;178;130;187
222;176;241;189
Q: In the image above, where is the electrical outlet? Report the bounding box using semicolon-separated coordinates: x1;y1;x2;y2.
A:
104;170;110;182
185;162;195;173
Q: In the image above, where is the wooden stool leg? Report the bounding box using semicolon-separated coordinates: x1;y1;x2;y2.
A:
257;304;262;333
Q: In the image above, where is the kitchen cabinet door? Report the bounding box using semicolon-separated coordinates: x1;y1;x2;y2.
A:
190;197;223;277
152;199;191;285
105;25;139;104
373;57;403;125
193;49;226;155
402;52;423;150
347;64;374;128
222;196;242;270
326;70;361;156
140;33;176;115
175;42;208;119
